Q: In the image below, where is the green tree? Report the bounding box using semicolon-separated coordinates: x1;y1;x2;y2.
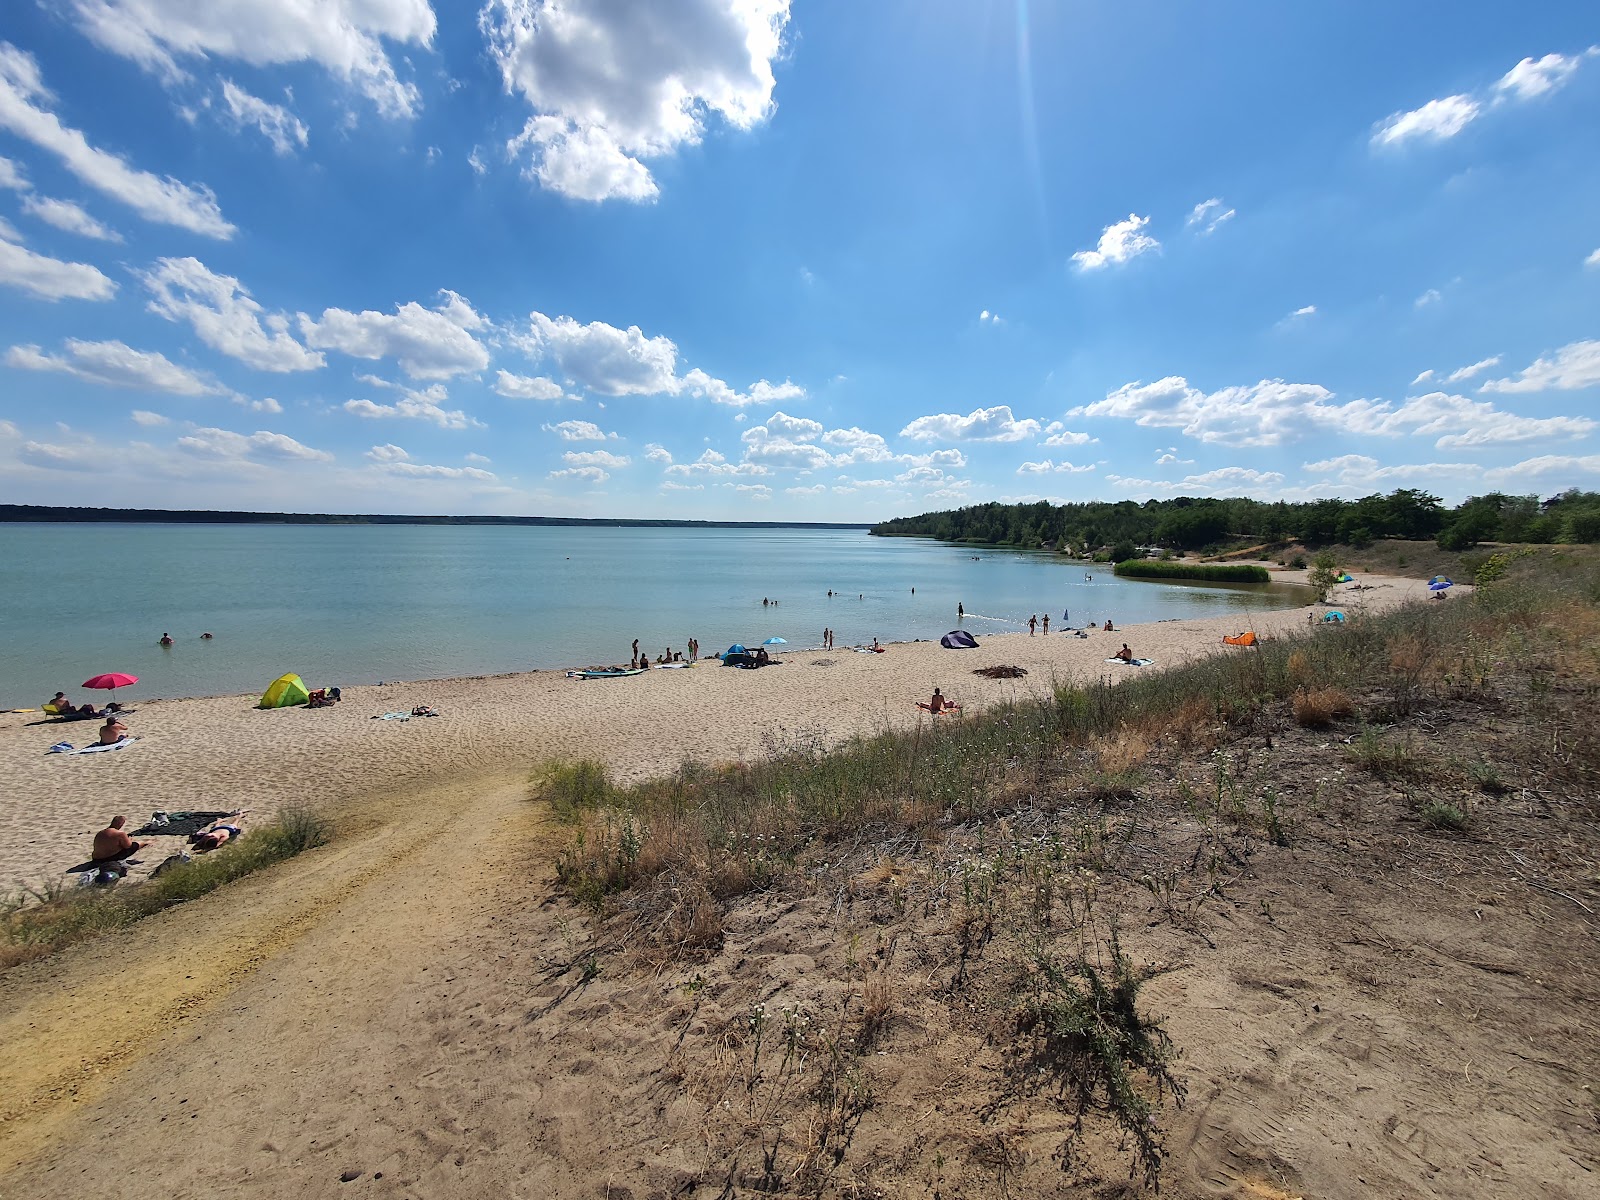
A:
1308;550;1339;602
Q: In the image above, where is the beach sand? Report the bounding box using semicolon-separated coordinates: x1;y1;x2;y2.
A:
0;572;1434;888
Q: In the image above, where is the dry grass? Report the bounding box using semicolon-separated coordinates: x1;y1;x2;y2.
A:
1292;685;1356;728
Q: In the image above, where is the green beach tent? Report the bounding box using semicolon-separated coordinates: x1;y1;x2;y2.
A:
259;673;310;709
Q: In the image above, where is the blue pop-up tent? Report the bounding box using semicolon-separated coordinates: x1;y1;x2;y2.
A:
940;630;979;649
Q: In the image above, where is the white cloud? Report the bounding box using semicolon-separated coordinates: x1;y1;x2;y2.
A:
1040;427;1095;448
464;452;491;464
343;382;481;429
1073;376;1365;448
176;426;332;462
660;480;702;492
130;409;168;426
0;154;26;190
514;310;801;406
1481;454;1600;488
1443;355;1501;384
665;448;768;478
1415;289;1442;308
68;0;434;118
1070;213;1158;271
1104;466;1286;498
1288;304;1317;318
239;395;282;413
1186;198;1235;235
468;146;487;175
493;369;567;400
1480;340;1600;394
643;443;671;464
1371;94;1480;146
732;483;772;500
543;419;611;441
740;413;832;471
375;456;497;480
482;0;790;202
562;449;629;468
301;290;489;379
899;405;1042;443
1016;459;1095;475
979;309;1002;324
1303;454;1476;489
1155;452;1192;466
785;484;825;496
0;235;117;300
219;80;308;154
1355;390;1596;448
143;256;324;372
7;338;222;394
1494;51;1589;102
21;195;121;241
365;443;409;462
1586;248;1600;269
1411;369;1436;385
0;42;233;237
549;465;609;483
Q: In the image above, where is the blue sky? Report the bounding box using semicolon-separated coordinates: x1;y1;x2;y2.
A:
0;1;1596;520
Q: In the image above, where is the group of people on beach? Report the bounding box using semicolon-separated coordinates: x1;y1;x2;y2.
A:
628;637;699;669
47;693;131;744
88;811;248;877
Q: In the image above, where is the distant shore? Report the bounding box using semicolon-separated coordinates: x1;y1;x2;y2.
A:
0;503;872;530
0;571;1441;888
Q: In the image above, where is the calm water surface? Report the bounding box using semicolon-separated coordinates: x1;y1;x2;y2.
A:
0;524;1310;706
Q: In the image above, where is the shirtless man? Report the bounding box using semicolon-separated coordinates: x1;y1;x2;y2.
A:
98;715;129;745
92;815;143;864
1114;643;1133;662
929;687;950;713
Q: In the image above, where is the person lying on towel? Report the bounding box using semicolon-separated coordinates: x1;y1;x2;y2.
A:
191;812;248;852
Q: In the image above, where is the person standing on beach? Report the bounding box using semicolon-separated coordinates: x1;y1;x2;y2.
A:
1042;613;1049;635
631;638;639;667
1028;614;1037;636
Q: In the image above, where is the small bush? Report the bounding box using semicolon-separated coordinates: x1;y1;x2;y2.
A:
1290;555;1307;570
1420;800;1468;830
1292;686;1354;728
1113;561;1270;583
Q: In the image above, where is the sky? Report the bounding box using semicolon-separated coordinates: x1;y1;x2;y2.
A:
0;1;1597;521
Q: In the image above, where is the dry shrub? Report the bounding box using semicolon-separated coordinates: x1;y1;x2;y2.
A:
1386;633;1434;677
1292;686;1354;728
858;964;896;1049
1163;696;1219;751
1093;729;1151;774
859;857;907;888
1286;650;1313;686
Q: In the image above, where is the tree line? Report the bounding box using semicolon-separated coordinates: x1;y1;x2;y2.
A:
869;488;1600;553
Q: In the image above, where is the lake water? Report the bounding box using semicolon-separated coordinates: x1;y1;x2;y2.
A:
0;524;1310;707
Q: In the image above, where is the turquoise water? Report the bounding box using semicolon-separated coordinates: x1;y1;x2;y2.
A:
0;524;1309;706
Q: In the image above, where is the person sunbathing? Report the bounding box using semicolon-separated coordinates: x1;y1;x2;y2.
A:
48;692;98;716
98;715;129;745
91;815;143;865
1113;643;1133;662
191;813;247;852
928;687;952;713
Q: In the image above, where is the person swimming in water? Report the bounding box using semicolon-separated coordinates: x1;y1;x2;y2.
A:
159;632;173;646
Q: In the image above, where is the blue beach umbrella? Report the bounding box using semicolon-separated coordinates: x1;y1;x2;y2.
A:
725;643;747;656
763;637;787;645
1322;610;1346;623
1428;576;1453;591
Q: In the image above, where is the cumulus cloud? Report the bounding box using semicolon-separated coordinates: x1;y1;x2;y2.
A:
665;448;768;478
0;233;117;301
978;309;1002;324
562;449;629;469
513;310;802;405
219;80;308;154
1073;376;1364;447
0;154;26;190
1016;459;1095;475
365;443;495;479
481;0;790;202
1104;466;1286;498
7;338;222;394
643;443;671;464
1352;390;1596;448
493;369;567;400
1186;198;1235;235
130;409;168;426
549;465;609;483
365;443;409;463
68;0;434;118
1040;424;1095;447
740;412;832;470
1586;248;1600;269
0;42;233;236
1411;369;1436;385
176;426;332;462
143;256;323;372
1443;355;1501;384
301;290;488;379
899;405;1042;443
21;195;121;241
1371;94;1480;146
732;483;772;500
1070;213;1158;271
542;419;612;441
343;382;481;429
1479;340;1600;394
1494;50;1592;102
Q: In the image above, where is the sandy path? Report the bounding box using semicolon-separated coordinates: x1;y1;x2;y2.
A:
0;574;1432;890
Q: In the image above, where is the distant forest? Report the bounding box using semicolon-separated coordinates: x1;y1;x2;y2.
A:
871;488;1600;553
0;505;870;531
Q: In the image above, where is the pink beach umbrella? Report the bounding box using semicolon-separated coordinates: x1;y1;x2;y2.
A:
82;672;139;701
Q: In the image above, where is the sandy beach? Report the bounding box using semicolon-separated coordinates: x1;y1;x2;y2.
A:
0;572;1435;888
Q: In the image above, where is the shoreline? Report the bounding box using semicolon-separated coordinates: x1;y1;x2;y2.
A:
0;572;1441;889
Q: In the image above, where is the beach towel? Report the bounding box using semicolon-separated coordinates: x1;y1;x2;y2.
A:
372;711;411;721
1105;657;1156;667
73;737;139;754
916;702;962;715
47;741;75;754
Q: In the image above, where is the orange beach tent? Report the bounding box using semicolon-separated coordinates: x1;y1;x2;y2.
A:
1222;631;1258;647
